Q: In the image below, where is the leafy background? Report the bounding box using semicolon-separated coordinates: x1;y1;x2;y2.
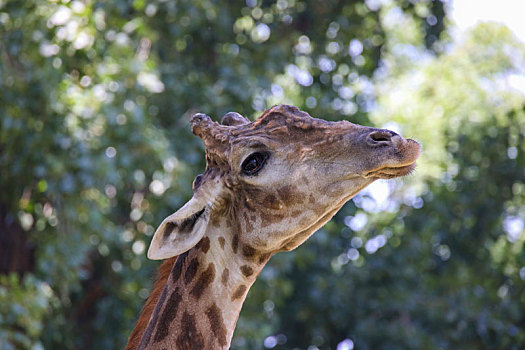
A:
1;0;524;349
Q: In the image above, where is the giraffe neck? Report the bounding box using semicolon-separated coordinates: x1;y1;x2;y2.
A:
138;224;268;349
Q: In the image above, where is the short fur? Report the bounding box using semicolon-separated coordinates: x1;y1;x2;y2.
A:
126;257;176;350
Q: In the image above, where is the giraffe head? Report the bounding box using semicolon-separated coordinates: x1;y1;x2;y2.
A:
148;105;420;260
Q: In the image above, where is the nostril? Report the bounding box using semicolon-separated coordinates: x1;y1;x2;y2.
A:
372;135;390;142
368;131;394;144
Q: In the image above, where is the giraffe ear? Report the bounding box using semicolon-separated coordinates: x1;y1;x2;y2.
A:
147;197;211;260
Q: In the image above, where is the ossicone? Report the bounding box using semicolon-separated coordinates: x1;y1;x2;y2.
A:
190;113;229;145
221;112;249;126
190;113;214;138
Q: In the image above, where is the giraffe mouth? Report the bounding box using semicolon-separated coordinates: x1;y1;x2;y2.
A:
365;162;417;179
363;138;420;179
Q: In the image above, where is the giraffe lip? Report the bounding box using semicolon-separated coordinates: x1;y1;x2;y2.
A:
367;162;417;179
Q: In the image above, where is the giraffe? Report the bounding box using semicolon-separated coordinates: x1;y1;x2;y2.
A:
126;104;421;349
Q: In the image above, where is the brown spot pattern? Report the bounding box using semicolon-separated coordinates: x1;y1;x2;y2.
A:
263;194;280;210
211;215;221;227
205;303;228;347
171;251;188;281
221;268;229;286
258;252;272;264
190;263;215;299
232;234;239;254
153;288;182;342
277;185;301;205
176;311;204;350
184;258;199;284
260;210;286;227
242;244;256;259
218;236;225;249
231;284;247;301
240;265;254;277
196;236;210;253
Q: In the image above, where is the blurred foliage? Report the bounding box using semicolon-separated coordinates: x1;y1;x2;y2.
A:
2;0;524;350
0;274;54;350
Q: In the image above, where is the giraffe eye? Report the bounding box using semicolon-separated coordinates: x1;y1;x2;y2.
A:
241;152;269;176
